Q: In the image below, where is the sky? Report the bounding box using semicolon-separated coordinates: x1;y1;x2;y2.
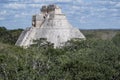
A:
0;0;120;29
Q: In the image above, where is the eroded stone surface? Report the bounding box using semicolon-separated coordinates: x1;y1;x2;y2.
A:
15;4;86;48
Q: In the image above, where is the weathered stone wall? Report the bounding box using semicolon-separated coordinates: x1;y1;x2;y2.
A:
15;4;85;48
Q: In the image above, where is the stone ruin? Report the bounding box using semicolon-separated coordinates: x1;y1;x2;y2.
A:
15;4;86;48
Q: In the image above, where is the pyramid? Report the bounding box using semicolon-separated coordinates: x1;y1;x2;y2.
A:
15;4;85;48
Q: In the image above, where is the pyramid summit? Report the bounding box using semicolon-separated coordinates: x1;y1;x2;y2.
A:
15;4;85;48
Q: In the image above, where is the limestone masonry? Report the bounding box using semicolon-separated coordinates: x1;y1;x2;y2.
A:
15;4;86;48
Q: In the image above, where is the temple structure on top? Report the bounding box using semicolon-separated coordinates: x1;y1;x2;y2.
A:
15;4;85;48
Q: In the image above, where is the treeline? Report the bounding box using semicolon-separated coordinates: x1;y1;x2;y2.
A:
81;29;120;40
0;27;23;44
0;27;120;80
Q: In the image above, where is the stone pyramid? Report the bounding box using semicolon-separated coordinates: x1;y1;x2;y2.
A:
15;4;85;48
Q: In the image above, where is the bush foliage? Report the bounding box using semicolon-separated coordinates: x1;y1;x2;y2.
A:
0;27;120;80
0;27;23;45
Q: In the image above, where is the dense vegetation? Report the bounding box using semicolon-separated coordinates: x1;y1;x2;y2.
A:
0;27;120;80
0;27;23;45
81;29;120;40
